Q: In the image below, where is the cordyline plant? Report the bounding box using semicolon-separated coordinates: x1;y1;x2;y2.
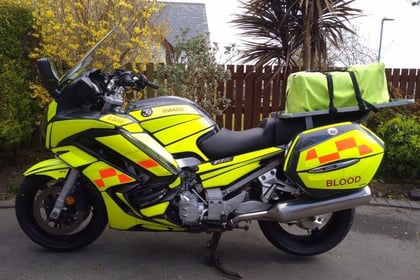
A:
232;0;362;71
22;0;166;107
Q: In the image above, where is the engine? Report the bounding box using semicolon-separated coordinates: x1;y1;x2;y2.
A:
175;188;246;226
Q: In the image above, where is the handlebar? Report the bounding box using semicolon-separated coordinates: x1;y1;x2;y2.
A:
102;70;160;112
118;71;159;90
145;80;159;89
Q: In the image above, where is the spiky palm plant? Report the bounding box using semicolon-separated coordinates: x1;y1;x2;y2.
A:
232;0;361;71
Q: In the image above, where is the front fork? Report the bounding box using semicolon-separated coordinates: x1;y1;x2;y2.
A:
49;168;80;220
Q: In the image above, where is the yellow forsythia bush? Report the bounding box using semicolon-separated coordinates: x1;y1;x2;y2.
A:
22;0;166;107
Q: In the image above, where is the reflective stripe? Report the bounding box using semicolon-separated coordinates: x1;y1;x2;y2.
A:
305;149;318;160
358;144;373;155
138;159;159;169
335;137;357;151
319;152;340;164
305;136;374;165
100;168;116;178
93;167;134;188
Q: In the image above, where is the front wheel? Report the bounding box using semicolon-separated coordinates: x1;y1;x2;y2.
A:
15;175;108;251
258;208;355;256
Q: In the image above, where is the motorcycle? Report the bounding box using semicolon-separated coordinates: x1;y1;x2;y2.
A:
15;28;391;278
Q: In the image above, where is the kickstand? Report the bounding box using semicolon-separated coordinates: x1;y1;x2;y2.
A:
204;232;242;279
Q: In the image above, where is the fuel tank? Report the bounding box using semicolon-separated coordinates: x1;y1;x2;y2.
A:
127;96;218;161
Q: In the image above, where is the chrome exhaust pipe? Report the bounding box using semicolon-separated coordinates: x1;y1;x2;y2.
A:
232;186;371;224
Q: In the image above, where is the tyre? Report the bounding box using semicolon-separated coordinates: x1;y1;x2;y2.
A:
258;208;355;256
15;175;108;251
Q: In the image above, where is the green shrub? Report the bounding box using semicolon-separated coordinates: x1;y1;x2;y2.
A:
375;114;420;181
367;85;420;129
156;30;231;115
0;0;38;150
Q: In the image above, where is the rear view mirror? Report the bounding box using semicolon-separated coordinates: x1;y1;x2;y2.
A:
38;58;59;95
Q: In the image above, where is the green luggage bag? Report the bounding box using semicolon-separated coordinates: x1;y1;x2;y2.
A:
285;63;390;114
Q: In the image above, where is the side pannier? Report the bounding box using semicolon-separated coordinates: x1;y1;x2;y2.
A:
283;122;384;198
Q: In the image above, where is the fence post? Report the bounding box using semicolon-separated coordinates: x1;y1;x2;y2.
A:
234;65;245;130
243;65;256;130
223;65;235;130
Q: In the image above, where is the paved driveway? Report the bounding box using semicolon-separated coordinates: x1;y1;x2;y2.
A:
0;205;419;280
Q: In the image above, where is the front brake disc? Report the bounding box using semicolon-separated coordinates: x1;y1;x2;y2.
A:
33;186;88;235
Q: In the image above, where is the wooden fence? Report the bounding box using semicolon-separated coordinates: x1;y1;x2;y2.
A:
215;65;292;130
143;64;418;131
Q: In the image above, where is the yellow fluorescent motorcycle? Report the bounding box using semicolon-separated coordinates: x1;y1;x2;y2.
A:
15;29;385;276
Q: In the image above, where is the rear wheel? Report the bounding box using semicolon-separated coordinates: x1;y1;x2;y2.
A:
258;208;355;256
15;175;108;251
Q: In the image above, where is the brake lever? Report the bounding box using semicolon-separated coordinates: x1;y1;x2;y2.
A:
145;80;160;89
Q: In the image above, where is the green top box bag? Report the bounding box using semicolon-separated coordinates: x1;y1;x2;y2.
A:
285;63;390;114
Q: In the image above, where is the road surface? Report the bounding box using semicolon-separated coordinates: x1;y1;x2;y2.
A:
0;205;419;280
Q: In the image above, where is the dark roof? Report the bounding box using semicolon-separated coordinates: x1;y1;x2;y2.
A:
159;2;209;46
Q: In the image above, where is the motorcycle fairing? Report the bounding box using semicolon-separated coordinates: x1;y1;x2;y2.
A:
47;119;115;148
44;101;142;149
101;191;186;231
100;114;135;127
46;101;58;122
95;133;178;177
82;161;136;189
24;158;70;179
164;127;214;160
198;147;283;188
52;145;97;167
104;175;183;228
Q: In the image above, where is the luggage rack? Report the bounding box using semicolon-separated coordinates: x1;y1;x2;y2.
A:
271;99;415;129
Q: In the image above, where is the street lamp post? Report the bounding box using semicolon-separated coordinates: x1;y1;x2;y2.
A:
377;17;395;62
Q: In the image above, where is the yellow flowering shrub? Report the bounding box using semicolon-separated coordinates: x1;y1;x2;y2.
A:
23;0;166;106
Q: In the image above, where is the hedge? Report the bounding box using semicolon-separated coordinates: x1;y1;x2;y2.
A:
0;0;38;150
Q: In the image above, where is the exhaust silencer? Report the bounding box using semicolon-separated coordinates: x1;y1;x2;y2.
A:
232;186;371;224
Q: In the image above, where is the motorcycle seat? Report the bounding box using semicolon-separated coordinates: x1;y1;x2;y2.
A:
198;117;306;160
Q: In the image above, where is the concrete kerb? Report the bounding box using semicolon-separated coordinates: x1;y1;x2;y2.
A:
0;199;15;209
370;196;420;210
1;196;420;210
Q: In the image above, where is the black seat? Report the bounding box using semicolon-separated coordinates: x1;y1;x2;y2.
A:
198;117;307;160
